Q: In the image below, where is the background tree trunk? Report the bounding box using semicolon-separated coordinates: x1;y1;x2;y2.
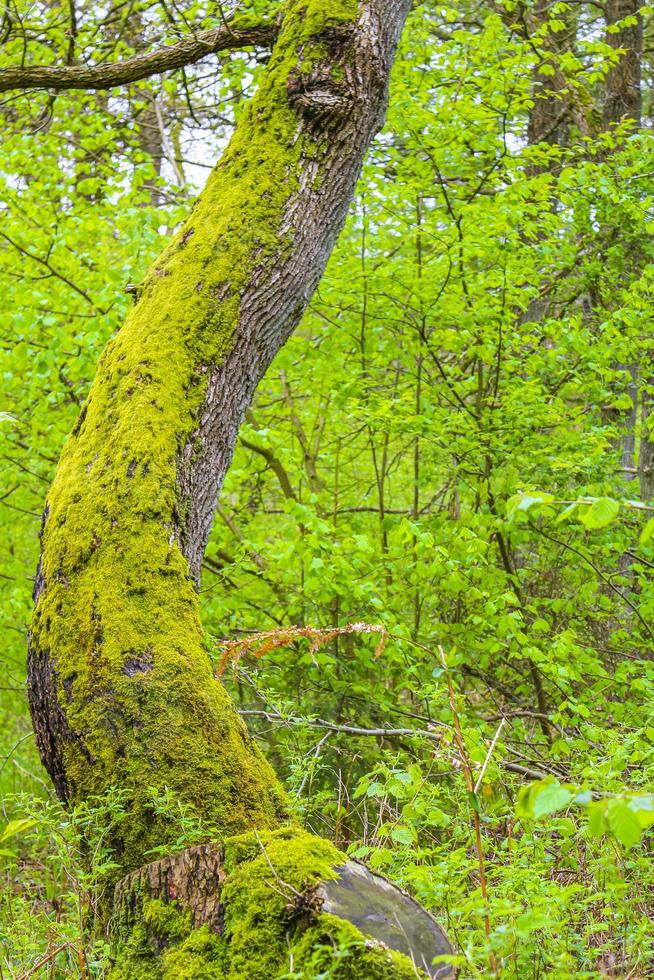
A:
602;0;643;486
640;386;654;500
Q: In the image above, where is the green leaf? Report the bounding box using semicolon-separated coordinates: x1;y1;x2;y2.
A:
395;771;413;785
390;824;416;845
579;497;620;530
516;777;574;819
640;517;654;547
516;783;536;819
467;790;480;814
555;501;578;523
528;778;574;818
556;816;577;838
0;817;38;844
606;799;641;849
627;795;654;829
517;493;554;511
587;802;608;838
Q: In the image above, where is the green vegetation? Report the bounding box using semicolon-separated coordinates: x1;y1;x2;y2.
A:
2;0;654;976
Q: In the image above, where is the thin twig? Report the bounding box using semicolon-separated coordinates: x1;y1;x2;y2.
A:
0;731;34;777
18;944;74;980
474;718;506;794
296;731;332;799
253;830;301;900
440;645;497;976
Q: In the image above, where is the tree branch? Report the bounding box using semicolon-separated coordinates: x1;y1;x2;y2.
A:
0;17;276;93
239;433;297;500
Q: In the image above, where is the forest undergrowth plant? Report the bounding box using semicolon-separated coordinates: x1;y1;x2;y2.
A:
0;791;123;977
1;621;652;976
0;786;218;977
440;645;500;977
219;626;653;975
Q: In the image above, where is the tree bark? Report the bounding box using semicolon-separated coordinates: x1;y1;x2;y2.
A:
603;0;642;129
640;381;654;501
25;0;455;975
527;0;575;153
601;0;643;488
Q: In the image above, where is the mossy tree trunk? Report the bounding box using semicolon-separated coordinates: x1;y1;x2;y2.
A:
24;1;456;976
29;0;408;865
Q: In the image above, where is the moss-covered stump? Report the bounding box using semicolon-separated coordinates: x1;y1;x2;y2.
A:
110;827;455;979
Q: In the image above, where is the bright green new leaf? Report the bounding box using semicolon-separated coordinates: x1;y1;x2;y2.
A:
627;795;654;829
532;780;574;818
0;818;38;844
390;824;416;845
579;497;620;530
606;799;642;849
516;777;574;819
640;517;654;546
587;802;608;838
517;493;555;511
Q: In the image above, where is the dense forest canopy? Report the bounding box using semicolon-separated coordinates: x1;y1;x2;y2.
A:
1;0;654;976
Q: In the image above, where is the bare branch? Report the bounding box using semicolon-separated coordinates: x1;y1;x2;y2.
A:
239;426;297;501
0;16;276;93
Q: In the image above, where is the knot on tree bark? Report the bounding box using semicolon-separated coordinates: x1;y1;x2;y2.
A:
287;68;354;125
288;23;360;126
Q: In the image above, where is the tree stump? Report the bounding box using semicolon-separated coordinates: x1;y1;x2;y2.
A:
110;829;455;978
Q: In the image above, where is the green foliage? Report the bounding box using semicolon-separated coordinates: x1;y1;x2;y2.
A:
2;0;654;976
518;776;654;848
0;790;127;975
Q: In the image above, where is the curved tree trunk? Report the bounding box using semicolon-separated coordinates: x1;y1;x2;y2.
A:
25;0;454;975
